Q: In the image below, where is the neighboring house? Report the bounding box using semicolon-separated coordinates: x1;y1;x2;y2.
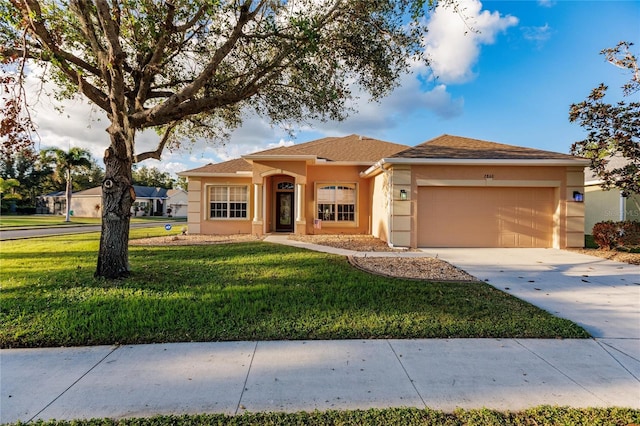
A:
583;156;640;234
179;134;589;248
166;189;188;217
40;185;179;218
38;191;66;215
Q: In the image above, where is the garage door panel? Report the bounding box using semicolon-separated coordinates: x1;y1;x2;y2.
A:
418;187;554;248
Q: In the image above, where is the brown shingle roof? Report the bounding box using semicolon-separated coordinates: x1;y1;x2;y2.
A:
181;158;253;175
250;134;409;162
180;135;410;175
392;134;580;160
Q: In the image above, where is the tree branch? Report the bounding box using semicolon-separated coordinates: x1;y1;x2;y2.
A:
135;2;178;111
70;0;107;64
7;2;111;112
135;3;254;126
133;121;178;162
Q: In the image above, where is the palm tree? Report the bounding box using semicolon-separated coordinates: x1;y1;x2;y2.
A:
42;147;93;222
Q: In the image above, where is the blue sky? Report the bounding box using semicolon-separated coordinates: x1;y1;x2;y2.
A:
32;0;640;176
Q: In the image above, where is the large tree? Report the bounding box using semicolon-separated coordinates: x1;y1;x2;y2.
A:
132;166;175;189
42;147;93;221
1;0;438;278
569;41;640;197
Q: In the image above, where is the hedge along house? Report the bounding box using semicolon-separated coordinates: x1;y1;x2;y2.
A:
179;134;589;249
179;135;409;236
363;135;590;248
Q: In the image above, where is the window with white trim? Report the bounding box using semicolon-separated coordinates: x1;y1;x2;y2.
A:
317;184;356;222
209;186;248;219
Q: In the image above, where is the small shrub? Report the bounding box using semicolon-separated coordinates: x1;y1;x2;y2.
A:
592;221;620;249
619;220;640;247
592;220;640;249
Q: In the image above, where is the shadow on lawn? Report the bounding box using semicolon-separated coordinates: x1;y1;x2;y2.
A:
1;242;590;348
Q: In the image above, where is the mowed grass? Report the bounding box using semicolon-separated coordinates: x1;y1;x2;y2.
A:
0;215;185;228
0;231;589;348
0;215;103;228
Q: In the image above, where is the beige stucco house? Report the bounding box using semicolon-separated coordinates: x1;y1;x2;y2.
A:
583;156;640;234
179;134;589;249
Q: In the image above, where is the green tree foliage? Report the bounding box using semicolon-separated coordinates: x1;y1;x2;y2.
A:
570;41;640;197
41;147;93;221
0;146;46;205
0;176;21;204
0;0;442;278
175;175;188;191
70;157;105;191
132;166;174;189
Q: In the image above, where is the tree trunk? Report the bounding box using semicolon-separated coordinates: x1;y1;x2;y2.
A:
64;169;72;222
95;133;135;279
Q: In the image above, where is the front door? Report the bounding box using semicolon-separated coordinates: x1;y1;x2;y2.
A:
276;192;294;232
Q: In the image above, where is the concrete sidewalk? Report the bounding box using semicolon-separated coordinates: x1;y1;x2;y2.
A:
2;338;639;423
2;237;639;422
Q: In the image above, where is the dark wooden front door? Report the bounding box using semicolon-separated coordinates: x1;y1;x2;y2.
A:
276;192;294;232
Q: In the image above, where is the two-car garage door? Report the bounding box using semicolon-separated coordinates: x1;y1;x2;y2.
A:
417;187;555;248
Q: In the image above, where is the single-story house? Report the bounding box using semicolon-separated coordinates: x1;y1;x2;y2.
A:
40;185;186;218
166;189;188;217
38;191;65;215
178;134;589;248
583;156;640;233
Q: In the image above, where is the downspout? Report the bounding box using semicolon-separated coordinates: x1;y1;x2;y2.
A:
620;194;626;221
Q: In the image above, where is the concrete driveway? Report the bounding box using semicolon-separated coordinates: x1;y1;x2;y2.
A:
419;248;640;340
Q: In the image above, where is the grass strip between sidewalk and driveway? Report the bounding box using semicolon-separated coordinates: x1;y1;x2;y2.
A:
7;406;639;425
1;230;589;348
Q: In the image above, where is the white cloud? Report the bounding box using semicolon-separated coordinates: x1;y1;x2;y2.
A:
424;0;518;84
537;0;556;8
522;23;552;48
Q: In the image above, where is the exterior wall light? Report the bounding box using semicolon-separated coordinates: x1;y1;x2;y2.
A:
573;191;584;202
400;189;408;200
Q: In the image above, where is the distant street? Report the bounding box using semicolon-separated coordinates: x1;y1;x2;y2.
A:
0;222;179;241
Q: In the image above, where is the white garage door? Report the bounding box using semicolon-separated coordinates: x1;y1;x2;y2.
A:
418;187;555;248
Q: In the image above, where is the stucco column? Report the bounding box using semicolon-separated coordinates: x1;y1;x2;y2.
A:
253;183;262;222
296;183;304;222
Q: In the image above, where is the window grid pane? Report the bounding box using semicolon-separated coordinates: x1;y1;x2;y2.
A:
316;184;355;222
318;204;335;221
337;204;355;221
211;202;227;218
210;186;248;219
229;202;247;218
211;186;227;202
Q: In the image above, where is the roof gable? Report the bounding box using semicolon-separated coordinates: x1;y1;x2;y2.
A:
179;135;410;176
392;134;580;161
179;158;253;175
251;134;409;162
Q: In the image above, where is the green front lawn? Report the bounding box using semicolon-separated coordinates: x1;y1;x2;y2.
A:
0;215;102;228
0;232;589;348
0;215;186;229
